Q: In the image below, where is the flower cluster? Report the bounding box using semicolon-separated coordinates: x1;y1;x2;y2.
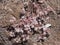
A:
6;0;52;44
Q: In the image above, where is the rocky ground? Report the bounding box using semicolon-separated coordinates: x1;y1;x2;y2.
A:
0;0;60;45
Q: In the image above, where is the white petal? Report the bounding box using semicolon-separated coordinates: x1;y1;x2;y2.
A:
43;37;47;40
45;24;51;28
15;28;20;32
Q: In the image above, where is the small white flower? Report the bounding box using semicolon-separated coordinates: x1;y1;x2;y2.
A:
33;20;38;24
39;22;42;24
22;8;26;13
43;27;47;31
43;32;46;35
15;28;20;32
24;24;28;27
38;27;42;29
42;24;51;31
35;27;38;31
24;2;28;5
46;17;50;20
38;0;44;3
26;24;30;27
31;25;34;28
43;37;47;40
39;11;44;15
9;32;15;37
38;36;42;39
21;16;25;19
22;35;25;37
24;25;27;27
45;24;51;28
14;37;20;43
23;38;26;41
20;29;24;33
10;16;16;23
